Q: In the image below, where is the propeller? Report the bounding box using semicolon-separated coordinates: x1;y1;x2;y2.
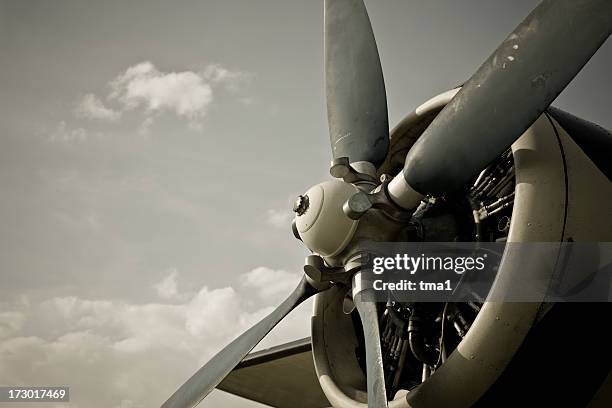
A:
163;1;391;405
325;0;389;168
164;0;611;406
162;277;323;408
390;0;612;205
324;0;391;404
353;273;388;408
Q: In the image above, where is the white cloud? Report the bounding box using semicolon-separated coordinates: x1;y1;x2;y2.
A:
202;64;253;92
73;61;253;133
75;93;121;121
265;208;293;229
49;121;87;143
110;61;213;121
0;265;308;407
184;286;242;339
137;117;154;136
152;269;179;299
241;266;299;299
0;311;24;339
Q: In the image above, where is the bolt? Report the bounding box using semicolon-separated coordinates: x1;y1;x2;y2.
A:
293;195;309;216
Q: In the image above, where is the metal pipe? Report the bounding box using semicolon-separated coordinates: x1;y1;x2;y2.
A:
421;364;430;383
488;167;515;197
392;339;409;389
408;315;438;365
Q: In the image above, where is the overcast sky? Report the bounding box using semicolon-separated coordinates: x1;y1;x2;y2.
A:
0;1;610;407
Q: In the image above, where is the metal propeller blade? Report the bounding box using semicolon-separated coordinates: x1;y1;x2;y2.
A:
162;276;320;408
353;274;388;408
325;0;389;167
397;0;612;198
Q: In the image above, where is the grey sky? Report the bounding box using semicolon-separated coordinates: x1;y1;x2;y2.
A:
0;1;610;407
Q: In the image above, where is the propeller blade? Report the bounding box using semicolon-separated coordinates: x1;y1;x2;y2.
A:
162;276;320;408
325;0;389;167
393;0;612;202
353;286;388;408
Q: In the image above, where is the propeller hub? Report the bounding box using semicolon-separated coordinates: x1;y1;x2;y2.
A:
293;180;360;258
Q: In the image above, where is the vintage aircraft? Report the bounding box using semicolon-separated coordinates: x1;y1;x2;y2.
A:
163;0;612;407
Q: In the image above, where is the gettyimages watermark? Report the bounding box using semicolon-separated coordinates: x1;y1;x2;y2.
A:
355;241;612;302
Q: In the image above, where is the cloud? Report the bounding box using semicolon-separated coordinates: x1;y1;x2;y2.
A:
0;267;309;407
241;266;299;299
202;64;253;92
72;61;253;133
152;269;179;299
265;208;293;229
109;62;213;121
75;94;121;121
137;117;154;135
49;121;87;143
0;311;24;339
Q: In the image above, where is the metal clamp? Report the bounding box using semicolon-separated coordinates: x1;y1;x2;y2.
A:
329;157;377;184
342;175;413;222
